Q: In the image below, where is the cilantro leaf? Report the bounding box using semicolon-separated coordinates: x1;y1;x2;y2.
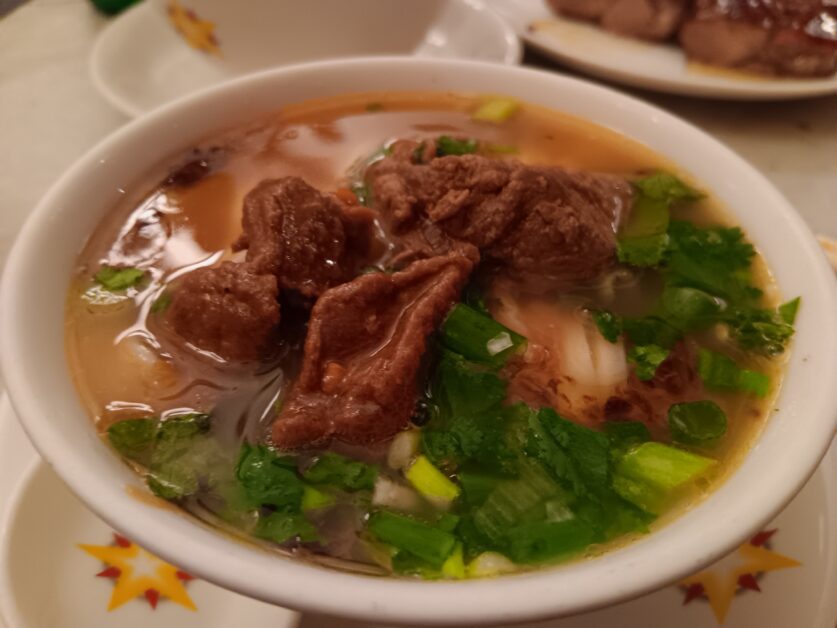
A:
627;344;670;380
666;221;759;303
255;511;317;544
303;453;378;492
779;297;801;324
236;443;304;511
725;306;795;356
107;418;156;466
526;408;610;496
633;172;702;205
617;173;701;268
590;310;622;343
94;265;145;291
657;285;725;332
668;401;727;446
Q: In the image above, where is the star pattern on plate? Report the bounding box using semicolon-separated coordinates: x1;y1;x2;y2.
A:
679;529;800;623
166;0;220;55
79;533;197;611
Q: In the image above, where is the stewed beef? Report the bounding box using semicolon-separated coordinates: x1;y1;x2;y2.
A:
271;253;474;449
548;0;689;40
235;177;376;297
679;0;837;77
164;177;377;361
368;140;632;288
163;262;280;362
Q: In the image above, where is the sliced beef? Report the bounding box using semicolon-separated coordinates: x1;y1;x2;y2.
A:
680;0;837;77
272;253;474;449
163;262;280;362
548;0;689;40
235;177;375;297
368;140;632;289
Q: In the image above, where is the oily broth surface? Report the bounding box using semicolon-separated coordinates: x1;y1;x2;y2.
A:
65;91;784;569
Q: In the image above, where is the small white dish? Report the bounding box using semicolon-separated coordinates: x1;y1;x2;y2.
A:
90;0;521;117
0;397;832;628
490;0;837;100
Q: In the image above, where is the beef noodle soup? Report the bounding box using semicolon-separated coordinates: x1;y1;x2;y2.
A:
66;92;797;578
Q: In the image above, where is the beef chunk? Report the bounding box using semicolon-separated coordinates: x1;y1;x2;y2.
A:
368;141;631;288
163;262;280;362
235;177;375;297
272;253;474;449
548;0;688;40
680;1;837;77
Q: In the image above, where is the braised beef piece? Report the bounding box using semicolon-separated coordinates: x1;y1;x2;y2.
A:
164;177;376;362
368;140;632;288
272;253;474;449
605;341;704;431
548;0;689;40
235;177;376;297
163;262;280;362
679;0;837;77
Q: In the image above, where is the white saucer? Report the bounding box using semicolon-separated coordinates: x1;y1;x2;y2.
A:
0;392;833;627
0;399;299;628
89;1;522;118
491;0;837;100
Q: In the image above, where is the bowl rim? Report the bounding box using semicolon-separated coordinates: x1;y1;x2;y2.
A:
2;57;836;625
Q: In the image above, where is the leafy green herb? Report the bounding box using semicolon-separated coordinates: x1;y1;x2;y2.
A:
726;306;795;356
150;291;171;314
303;453;378;492
666;221;759;304
440;304;526;368
436;136;478;156
94;265;145;291
779;297;801;324
255;511;317;544
657;285;725;332
627;344;670;381
591;310;622;343
107;418;156;466
236;443;303;511
668;401;728;446
617;173;702;268
622;316;681;349
617;233;670;268
697;349;770;397
147;413;219;500
526;408;610;496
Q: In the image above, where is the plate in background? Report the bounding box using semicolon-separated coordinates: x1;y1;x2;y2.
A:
90;0;521;117
491;0;837;100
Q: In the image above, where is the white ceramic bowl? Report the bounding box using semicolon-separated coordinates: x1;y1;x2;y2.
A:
2;58;836;626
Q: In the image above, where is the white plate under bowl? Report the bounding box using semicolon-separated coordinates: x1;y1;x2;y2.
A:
491;0;837;100
90;0;521;118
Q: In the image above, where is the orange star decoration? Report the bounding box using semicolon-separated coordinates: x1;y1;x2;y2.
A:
680;529;800;623
79;533;197;612
166;0;220;55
